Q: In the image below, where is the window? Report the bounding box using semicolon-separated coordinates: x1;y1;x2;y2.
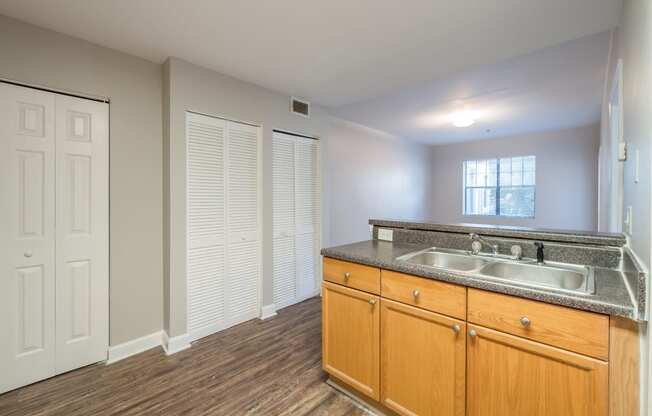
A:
463;156;536;217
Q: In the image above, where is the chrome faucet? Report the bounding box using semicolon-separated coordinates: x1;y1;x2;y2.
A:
469;233;499;255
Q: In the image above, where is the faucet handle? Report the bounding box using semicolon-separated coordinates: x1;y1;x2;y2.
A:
471;240;482;254
510;245;523;260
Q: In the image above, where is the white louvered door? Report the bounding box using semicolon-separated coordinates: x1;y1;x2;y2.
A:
225;121;261;327
186;113;227;340
272;135;296;309
272;132;320;311
294;137;320;300
186;112;261;341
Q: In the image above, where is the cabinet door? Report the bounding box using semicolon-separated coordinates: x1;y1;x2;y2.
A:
467;324;608;416
381;299;466;416
322;281;380;400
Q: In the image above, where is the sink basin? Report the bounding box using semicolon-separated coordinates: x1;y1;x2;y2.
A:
478;261;595;294
398;249;489;272
397;247;595;295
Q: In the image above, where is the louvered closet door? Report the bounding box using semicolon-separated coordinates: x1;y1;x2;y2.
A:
225;121;261;326
294;137;320;299
187;113;227;340
272;134;296;309
187;113;261;341
272;132;320;310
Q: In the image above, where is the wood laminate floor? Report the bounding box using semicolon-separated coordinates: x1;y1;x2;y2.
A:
0;297;368;416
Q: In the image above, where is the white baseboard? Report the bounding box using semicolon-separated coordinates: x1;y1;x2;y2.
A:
106;331;164;364
260;303;277;320
162;331;191;355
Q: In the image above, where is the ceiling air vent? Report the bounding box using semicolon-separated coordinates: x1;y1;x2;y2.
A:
291;97;310;118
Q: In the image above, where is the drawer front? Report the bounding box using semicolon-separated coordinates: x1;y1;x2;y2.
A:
323;257;381;295
467;289;609;360
381;270;466;319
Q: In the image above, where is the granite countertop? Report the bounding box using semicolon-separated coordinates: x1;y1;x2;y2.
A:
321;240;638;321
369;219;627;247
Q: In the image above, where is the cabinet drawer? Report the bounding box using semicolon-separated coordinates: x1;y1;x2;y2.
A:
323;257;380;295
467;289;609;360
381;270;466;320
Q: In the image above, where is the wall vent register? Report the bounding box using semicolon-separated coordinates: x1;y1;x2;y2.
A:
290;97;310;118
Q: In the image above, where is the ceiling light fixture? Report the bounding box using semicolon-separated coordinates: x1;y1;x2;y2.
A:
451;111;476;128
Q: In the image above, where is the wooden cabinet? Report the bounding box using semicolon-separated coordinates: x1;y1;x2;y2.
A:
381;299;466;416
323;257;381;294
322;281;380;400
381;270;466;319
468;289;609;359
466;324;608;416
321;258;636;416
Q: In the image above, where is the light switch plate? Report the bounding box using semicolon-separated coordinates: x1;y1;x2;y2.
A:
618;142;628;161
624;206;633;235
634;149;640;183
378;228;394;242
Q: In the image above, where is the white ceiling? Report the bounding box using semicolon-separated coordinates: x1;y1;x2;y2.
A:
332;31;612;144
0;0;621;109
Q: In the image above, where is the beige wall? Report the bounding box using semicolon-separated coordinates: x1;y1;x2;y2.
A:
163;58;434;336
164;57;331;336
325;118;432;246
0;15;164;345
430;124;600;231
598;2;652;414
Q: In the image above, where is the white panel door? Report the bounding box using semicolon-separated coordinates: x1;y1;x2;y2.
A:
186;113;261;341
225;120;261;327
272;132;320;310
186;113;227;340
54;95;109;374
0;83;56;393
272;134;296;309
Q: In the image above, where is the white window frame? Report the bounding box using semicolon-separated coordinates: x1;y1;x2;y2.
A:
462;156;536;218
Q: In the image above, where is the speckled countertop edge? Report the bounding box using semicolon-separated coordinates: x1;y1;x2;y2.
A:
321;240;638;321
370;219;626;247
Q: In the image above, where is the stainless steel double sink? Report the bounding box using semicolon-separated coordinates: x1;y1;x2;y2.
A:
396;247;595;295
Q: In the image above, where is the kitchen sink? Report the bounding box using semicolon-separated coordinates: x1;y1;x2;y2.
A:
477;261;594;294
398;248;490;272
397;247;595;295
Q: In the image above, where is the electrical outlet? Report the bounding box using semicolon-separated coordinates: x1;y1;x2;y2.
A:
378;228;393;242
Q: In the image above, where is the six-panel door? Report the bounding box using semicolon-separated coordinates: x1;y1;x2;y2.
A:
322;281;380;400
0;83;109;394
466;324;608;416
0;83;57;393
381;299;466;416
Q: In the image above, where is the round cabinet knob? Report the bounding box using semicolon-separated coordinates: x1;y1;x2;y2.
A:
24;250;33;258
520;316;531;328
452;324;461;334
368;299;377;306
412;289;420;299
343;272;351;281
468;329;477;338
